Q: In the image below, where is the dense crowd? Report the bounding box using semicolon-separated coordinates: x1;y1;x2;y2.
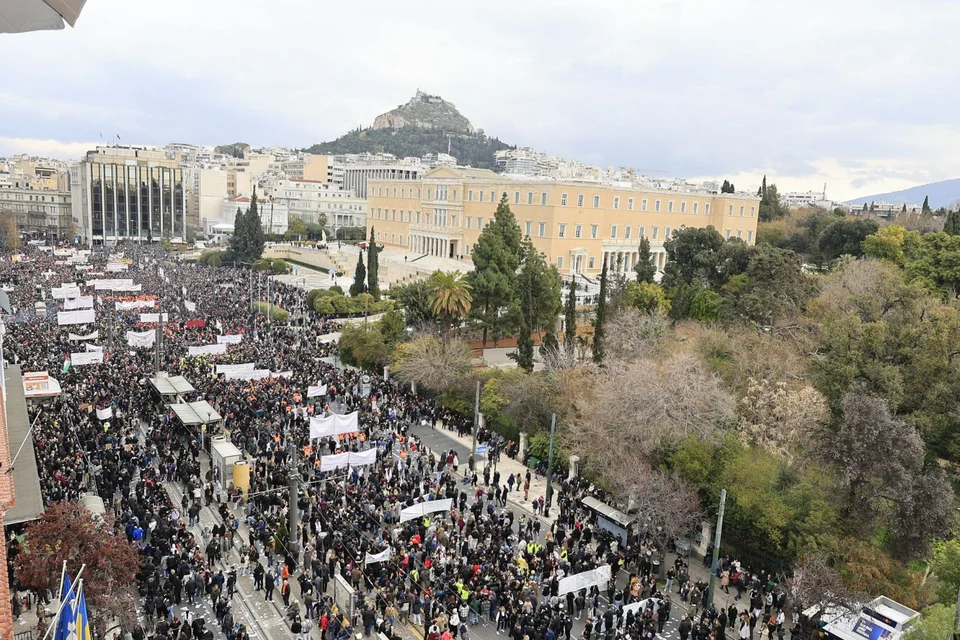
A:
1;244;795;640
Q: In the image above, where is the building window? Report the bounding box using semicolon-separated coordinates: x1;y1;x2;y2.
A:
748;230;754;242
559;223;566;238
655;200;661;212
400;235;403;245
611;225;618;238
478;217;484;228
418;188;422;198
541;192;547;205
680;201;686;213
725;229;732;239
750;206;756;217
401;188;405;198
641;199;648;211
667;201;674;212
514;191;520;204
613;197;620;210
478;190;484;202
573;224;582;239
392;209;396;221
705;203;711;215
525;220;532;236
452;190;457;200
639;226;645;238
527;192;534;205
591;224;598;239
693;202;699;214
737;229;743;238
451;215;457;227
739;205;745;216
561;193;568;206
491;190;496;202
665;227;672;239
728;205;734;216
625;226;632;239
589;256;596;269
538;222;546;237
466;216;472;229
593;195;600;208
577;194;584;208
416;212;421;224
627;198;634;211
407;211;412;222
557;256;563;269
468;190;473;202
652;226;659;239
465;244;471;255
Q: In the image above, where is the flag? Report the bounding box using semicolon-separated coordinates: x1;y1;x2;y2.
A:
62;358;71;374
54;577;92;640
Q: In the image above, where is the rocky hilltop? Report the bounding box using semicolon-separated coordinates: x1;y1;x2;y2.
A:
372;90;475;134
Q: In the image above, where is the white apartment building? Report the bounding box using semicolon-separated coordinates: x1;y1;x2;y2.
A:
217;195;288;235
272;180;366;232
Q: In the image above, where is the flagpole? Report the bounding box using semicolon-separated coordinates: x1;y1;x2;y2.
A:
57;561;66;607
41;564;85;640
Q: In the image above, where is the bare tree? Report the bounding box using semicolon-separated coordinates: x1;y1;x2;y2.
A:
392;335;472;393
891;466;955;559
784;552;860;622
603;309;668;363
737;378;828;462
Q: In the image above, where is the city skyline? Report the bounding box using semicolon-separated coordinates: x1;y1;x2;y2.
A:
2;0;958;201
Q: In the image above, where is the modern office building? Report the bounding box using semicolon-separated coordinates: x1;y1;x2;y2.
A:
217;196;288;236
70;147;186;245
366;166;760;278
341;163;423;200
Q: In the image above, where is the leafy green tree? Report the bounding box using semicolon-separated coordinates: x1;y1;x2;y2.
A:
921;195;932;216
689;289;723;322
720;180;735;194
930;539;960;606
904;231;960;296
816;218;879;261
516;237;562;336
723;245;813;324
619;281;670;314
511;314;534;372
367;227;380;298
230;207;246;261
943;209;960;235
427;270;472;336
539;331;559;359
593;260;608;364
661;226;726;290
469;194;523;346
338;323;390;370
905;604;955;640
389;280;432;328
563;281;577;357
758;177;789;221
862;225;918;265
350;250;367;297
285;216;308;240
241;187;265;261
634;237;657;283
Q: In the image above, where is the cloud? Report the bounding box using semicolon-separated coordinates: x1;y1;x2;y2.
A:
0;138;98;160
3;0;959;201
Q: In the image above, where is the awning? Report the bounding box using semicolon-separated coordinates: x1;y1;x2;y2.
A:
5;365;44;524
149;375;195;396
581;496;634;529
169;400;222;426
0;0;87;33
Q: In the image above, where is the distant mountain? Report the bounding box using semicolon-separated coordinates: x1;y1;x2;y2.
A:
214;142;250;159
846;178;960;209
305;91;514;171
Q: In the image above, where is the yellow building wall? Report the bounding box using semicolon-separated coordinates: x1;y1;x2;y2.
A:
366;172;760;275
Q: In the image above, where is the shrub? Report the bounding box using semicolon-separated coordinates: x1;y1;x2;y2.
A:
208;253;222;268
329;285;344;295
270;259;291;274
252;259;271;272
252;301;289;321
306;289;322;309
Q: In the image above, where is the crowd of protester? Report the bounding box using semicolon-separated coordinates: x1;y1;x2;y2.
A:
0;244;794;640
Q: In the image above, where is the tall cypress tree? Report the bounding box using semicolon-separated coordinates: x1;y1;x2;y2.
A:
635;237;657;283
367;227;380;299
922;195;932;216
564;280;577;357
944;210;960;235
350;250;367;297
513;314;534;372
468;194;523;346
593;260;608;365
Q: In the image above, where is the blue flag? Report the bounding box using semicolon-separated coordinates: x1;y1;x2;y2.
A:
54;574;92;640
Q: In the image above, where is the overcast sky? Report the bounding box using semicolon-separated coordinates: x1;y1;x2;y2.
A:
2;0;959;201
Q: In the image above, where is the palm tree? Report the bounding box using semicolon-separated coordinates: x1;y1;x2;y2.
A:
427;270;472;336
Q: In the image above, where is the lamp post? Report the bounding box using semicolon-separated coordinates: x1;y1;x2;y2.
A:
544;413;556;515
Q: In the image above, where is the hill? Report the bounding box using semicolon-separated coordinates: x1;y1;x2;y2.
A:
214;142;250;159
846;178;960;209
305;90;514;170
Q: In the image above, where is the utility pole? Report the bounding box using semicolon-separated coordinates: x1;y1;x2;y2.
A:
706;488;727;607
154;305;162;373
288;437;300;558
544;413;556;514
469;379;480;471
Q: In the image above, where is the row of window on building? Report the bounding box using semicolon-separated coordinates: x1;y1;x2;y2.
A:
371;184;756;218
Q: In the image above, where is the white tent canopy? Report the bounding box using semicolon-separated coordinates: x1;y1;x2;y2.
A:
169;400;222;426
1;0;87;33
150;375;195;397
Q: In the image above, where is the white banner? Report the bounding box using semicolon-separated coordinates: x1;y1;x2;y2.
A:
85;344;103;352
364;549;391;566
184;300;196;313
57;309;96;326
309;411;360;439
188;344;228;357
70;351;104;366
272;370;293;379
557;565;612;597
139;313;169;323
51;287;81;299
216;334;242;344
106;262;129;272
621;598;664;618
96;407;113;421
126;330;156;348
114;283;142;292
116;300;155;311
64;296;94;310
319;452;350;472
216;363;255;375
307;384;327;398
224;369;271;381
68;330;99;341
399;499;454;523
349;447;377;467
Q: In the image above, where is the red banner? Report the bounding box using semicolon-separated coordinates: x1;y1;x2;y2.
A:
185;320;205;328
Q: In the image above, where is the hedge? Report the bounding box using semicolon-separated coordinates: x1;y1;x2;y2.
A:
252;301;290;321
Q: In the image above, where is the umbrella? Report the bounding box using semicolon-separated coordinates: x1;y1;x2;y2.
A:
0;0;87;34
